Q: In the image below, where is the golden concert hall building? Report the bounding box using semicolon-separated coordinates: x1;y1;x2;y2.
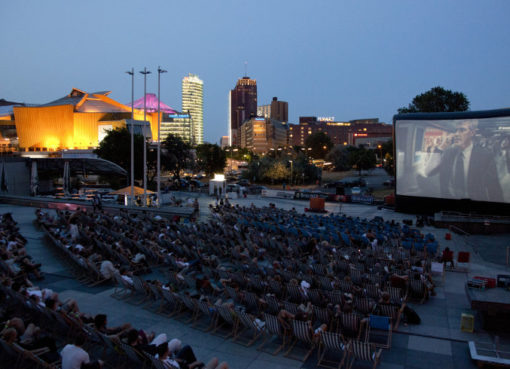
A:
12;88;171;153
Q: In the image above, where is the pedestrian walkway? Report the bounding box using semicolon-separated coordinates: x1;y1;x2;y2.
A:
2;198;509;369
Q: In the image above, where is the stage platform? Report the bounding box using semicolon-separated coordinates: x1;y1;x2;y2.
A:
434;211;510;234
466;285;510;331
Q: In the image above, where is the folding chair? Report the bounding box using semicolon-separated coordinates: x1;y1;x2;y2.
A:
346;341;382;369
213;305;239;339
377;304;403;330
258;313;288;355
194;299;217;331
365;315;392;349
234;310;264;347
409;279;428;304
118;341;150;369
339;313;364;340
284;320;316;362
317;332;349;369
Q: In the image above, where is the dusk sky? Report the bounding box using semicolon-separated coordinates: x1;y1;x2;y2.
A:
2;0;509;144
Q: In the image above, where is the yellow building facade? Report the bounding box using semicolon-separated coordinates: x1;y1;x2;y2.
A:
13;88;161;152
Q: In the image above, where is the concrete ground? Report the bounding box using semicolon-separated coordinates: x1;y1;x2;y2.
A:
2;193;510;369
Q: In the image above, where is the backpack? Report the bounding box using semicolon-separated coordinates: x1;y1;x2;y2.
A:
403;305;421;324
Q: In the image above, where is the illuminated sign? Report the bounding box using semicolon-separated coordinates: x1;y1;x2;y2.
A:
318;116;335;122
168;114;190;119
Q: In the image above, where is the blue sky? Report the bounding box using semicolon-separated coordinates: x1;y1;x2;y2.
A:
1;0;509;143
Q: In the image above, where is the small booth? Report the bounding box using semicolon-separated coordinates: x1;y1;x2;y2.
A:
209;174;226;197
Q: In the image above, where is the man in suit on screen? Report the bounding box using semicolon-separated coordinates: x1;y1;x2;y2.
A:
424;120;503;202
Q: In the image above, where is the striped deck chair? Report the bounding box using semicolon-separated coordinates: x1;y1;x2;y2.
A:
179;293;199;323
319;276;334;291
377;304;403;330
338;280;353;293
317;332;349;369
386;286;407;305
313;305;332;327
346;341;382;369
224;285;241;303
258;313;288;355
409;279;428;304
286;283;304;303
308;289;324;306
118;341;150;369
111;272;134;300
365;315;392;349
284;301;300;315
213;305;239;339
269;279;284;297
194;299;217;331
327;291;344;306
285;319;316;362
350;268;363;285
265;294;281;315
243;290;260;314
235;311;264;347
129;276;151;305
312;263;327;276
145;353;172;369
161;289;184;317
339;313;364;340
364;284;381;301
146;283;165;313
354;297;374;315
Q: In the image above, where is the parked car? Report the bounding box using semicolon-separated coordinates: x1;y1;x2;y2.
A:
247;185;267;194
237;179;251;187
190;179;205;188
383;178;396;187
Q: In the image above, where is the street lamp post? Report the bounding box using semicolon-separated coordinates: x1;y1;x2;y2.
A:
289;160;293;186
157;67;167;208
140;67;151;207
377;144;382;165
125;68;135;206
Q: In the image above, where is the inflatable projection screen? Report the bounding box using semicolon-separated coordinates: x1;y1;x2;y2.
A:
393;109;510;214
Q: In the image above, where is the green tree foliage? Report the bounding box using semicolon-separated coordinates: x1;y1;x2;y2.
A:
381;140;394;175
93;127;145;180
348;146;377;176
196;143;226;177
326;145;353;171
398;86;470;114
244;154;319;184
264;160;289;183
161;134;192;179
305;132;334;159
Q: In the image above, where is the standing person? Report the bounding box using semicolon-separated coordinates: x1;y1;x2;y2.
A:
424;120;503;201
61;334;103;369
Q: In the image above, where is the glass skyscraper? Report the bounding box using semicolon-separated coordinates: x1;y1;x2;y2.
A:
182;73;203;145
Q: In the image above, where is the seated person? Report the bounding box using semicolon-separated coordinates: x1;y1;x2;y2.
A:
61;334;103;369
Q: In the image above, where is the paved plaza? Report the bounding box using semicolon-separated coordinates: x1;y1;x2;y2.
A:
2;193;509;369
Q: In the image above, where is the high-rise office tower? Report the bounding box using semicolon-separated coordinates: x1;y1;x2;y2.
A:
182;73;203;145
229;76;257;146
258;97;288;122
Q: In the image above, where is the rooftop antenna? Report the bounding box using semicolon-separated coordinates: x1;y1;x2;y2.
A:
244;61;248;77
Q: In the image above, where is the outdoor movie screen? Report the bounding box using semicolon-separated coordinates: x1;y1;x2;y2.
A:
395;115;510;204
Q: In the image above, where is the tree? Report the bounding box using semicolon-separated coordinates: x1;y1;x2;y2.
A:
94;127;146;181
348;146;376;176
264;160;290;183
305;132;334;159
161;134;192;179
398;86;470;114
326;145;353;171
196;143;226;177
381;140;394;175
